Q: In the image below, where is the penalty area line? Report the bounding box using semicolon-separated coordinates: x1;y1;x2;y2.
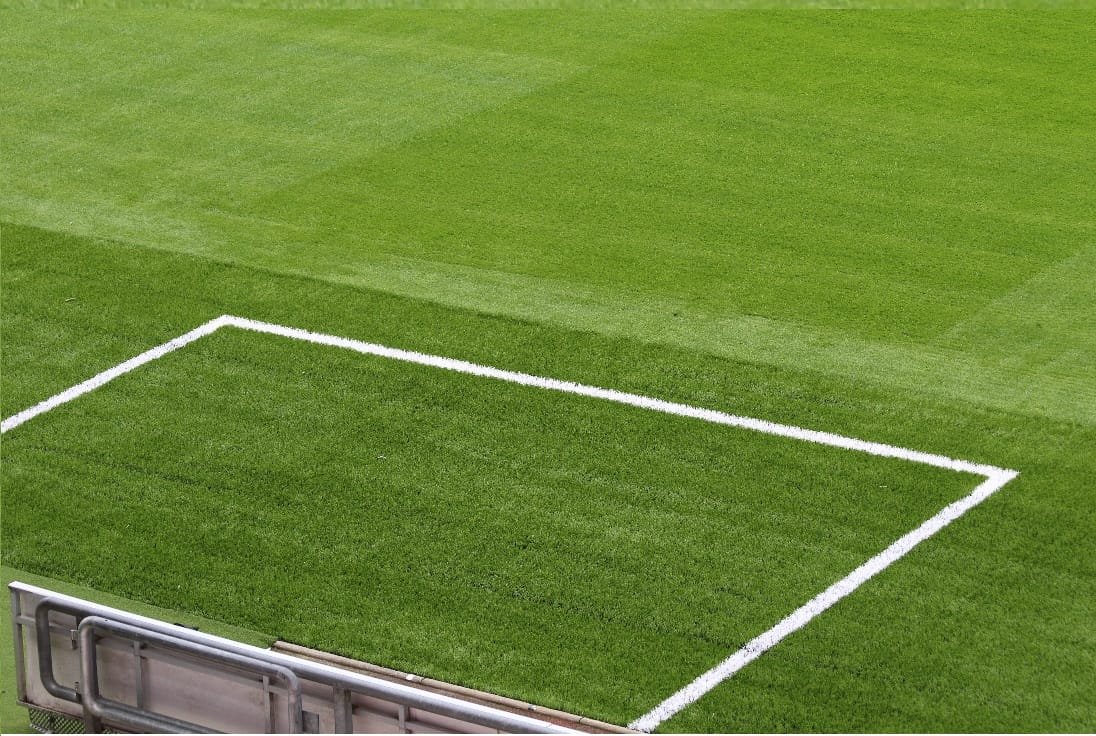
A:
1;314;1021;731
627;467;1017;732
225;315;1007;478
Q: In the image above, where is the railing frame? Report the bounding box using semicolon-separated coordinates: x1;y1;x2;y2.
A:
11;581;576;734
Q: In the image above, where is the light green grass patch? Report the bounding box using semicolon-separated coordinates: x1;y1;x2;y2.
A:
3;13;1093;425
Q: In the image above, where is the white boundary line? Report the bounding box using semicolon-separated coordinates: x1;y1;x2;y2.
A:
0;315;233;435
628;467;1016;731
1;314;1019;730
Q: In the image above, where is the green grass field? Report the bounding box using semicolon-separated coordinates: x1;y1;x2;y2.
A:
2;10;1094;733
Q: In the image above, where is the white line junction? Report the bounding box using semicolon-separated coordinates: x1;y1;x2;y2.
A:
1;315;1020;732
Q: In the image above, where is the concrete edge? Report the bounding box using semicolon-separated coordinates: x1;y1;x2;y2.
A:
270;641;641;734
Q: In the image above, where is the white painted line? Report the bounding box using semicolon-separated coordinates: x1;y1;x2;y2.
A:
1;314;1020;730
0;315;232;435
627;467;1017;732
224;316;1006;477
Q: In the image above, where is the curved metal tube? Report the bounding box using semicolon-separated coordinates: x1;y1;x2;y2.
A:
79;615;303;733
34;597;87;704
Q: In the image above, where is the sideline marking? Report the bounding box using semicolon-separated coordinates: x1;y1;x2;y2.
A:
1;315;1020;730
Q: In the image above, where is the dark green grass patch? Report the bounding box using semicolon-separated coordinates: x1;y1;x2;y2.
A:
3;225;1094;729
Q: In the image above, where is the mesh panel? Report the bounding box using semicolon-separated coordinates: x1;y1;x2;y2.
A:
26;708;119;734
27;708;85;734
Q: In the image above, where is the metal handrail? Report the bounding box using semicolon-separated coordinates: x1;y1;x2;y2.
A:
79;616;303;734
34;596;88;704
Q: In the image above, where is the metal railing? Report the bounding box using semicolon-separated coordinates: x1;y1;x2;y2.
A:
79;616;303;734
11;582;577;734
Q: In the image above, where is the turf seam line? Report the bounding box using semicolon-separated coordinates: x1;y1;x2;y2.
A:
1;314;1020;731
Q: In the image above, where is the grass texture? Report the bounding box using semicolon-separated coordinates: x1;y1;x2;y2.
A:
2;11;1095;732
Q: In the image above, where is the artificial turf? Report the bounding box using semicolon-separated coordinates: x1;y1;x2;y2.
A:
1;282;977;721
2;9;1095;733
